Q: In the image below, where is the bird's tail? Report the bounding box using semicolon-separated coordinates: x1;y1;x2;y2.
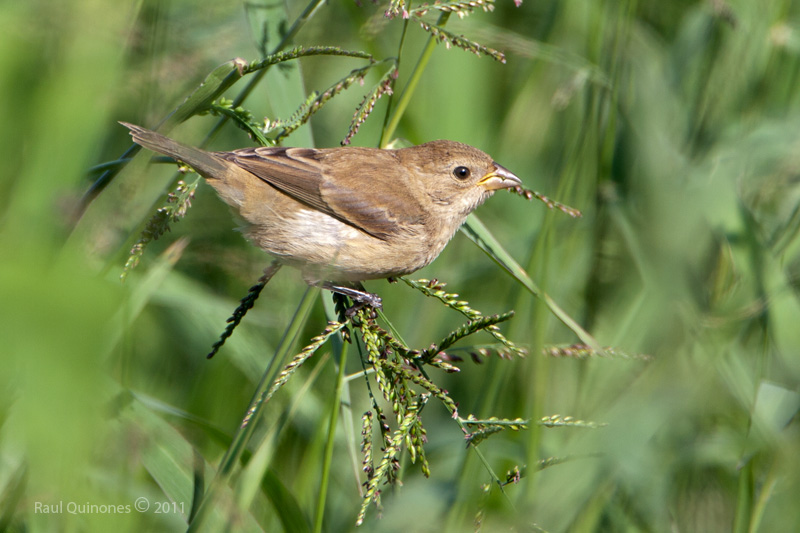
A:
120;122;230;180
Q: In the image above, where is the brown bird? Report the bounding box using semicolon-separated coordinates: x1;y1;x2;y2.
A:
122;123;522;306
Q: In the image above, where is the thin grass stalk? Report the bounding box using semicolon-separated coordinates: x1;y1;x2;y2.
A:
444;376;511;526
442;407;516;530
203;0;329;145
748;460;779;533
380;11;451;147
733;459;755;533
378;17;410;146
460;216;601;352
313;338;349;533
234;350;331;517
187;286;319;532
519;146;558;504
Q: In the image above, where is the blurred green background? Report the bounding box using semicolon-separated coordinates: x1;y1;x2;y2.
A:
2;0;800;531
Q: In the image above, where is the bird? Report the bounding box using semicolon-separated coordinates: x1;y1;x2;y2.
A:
122;122;522;307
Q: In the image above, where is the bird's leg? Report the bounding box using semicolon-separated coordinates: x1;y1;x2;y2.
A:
318;281;382;315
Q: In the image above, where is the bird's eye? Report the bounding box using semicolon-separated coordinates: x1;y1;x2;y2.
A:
453;166;471;179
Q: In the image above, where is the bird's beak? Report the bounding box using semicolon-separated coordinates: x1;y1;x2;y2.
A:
478;163;522;191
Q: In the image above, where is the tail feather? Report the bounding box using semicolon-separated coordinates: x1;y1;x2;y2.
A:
120;122;229;180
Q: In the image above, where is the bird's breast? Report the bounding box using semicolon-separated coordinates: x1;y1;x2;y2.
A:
246;207;436;282
291;208;365;245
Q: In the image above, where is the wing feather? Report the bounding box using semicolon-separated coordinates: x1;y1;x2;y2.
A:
222;146;425;240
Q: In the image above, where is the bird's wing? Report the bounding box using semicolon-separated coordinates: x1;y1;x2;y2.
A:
226;146;424;240
228;146;326;209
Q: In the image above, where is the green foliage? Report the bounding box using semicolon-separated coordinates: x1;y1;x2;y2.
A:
2;0;800;532
121;179;199;281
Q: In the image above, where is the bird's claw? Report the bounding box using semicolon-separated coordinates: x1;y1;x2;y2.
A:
344;293;382;318
319;281;382;317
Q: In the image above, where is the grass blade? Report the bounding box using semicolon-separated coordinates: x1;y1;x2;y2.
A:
461;214;602;352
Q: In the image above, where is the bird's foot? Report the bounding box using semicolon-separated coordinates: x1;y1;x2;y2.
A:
319;282;382;317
